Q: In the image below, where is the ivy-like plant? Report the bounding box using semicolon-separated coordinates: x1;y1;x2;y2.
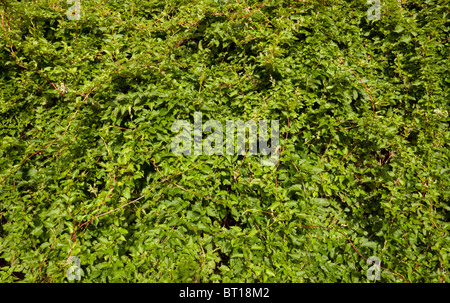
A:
0;0;449;282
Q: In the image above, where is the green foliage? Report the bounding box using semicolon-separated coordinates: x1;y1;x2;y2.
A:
0;0;449;283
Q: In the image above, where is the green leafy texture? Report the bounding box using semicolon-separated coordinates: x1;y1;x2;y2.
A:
0;0;449;282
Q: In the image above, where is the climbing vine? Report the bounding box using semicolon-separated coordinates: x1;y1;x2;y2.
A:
0;0;449;282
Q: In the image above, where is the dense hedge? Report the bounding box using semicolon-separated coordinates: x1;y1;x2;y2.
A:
0;0;449;282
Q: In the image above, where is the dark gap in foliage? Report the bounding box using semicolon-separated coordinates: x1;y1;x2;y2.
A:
376;149;392;166
140;161;156;182
219;207;241;229
207;40;239;65
405;2;425;13
251;65;282;92
213;248;230;274
292;28;311;42
0;257;25;281
406;130;419;145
